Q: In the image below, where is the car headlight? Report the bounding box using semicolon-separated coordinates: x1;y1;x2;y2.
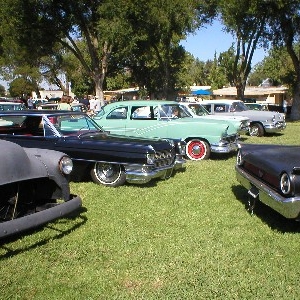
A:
59;156;73;175
147;153;155;164
280;172;292;195
177;141;186;155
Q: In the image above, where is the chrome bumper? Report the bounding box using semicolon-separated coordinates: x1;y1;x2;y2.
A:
125;164;176;184
264;122;286;133
236;166;300;219
211;142;238;154
0;195;82;239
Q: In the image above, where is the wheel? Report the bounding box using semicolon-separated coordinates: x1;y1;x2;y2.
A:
90;162;126;187
249;123;264;137
186;139;210;160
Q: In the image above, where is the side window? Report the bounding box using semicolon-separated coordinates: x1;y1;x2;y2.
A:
131;106;153;119
214;105;226;112
106;107;128;119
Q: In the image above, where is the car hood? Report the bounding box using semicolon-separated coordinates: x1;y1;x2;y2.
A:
239;143;300;175
63;131;174;153
0;140;50;185
227;110;284;120
203;115;249;122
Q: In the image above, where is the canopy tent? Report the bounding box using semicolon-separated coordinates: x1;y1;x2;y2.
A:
191;89;211;95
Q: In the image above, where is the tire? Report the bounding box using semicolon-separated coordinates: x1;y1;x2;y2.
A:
90;162;126;187
186;139;210;160
249;123;264;137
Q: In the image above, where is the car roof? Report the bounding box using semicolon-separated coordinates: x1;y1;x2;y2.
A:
106;100;178;107
201;99;242;104
0;101;24;105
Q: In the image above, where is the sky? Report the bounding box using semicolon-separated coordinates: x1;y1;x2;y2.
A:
181;20;268;66
1;21;268;91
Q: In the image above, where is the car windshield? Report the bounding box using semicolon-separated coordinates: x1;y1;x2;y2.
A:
45;114;102;136
0;113;103;137
231;101;249;112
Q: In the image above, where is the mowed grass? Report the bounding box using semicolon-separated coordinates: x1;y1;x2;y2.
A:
1;121;300;299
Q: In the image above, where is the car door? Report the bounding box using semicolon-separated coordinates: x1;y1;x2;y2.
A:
96;105;128;135
127;104;170;138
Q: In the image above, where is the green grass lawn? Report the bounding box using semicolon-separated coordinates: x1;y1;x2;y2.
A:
1;121;300;299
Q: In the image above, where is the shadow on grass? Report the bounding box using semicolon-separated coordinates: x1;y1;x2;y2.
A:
232;185;300;233
0;207;87;258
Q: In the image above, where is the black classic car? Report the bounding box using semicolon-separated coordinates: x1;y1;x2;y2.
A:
0;111;185;187
0;139;82;239
236;143;300;219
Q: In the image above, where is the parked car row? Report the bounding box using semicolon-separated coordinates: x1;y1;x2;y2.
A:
0;98;291;240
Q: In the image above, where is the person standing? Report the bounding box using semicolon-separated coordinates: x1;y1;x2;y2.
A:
57;95;71;110
89;95;97;112
94;97;101;112
27;96;34;109
282;99;288;115
80;95;90;109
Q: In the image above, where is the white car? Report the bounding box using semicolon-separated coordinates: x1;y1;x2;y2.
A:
179;102;250;135
200;99;286;137
0;101;26;111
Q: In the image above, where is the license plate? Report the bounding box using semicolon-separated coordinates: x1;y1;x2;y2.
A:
248;186;259;198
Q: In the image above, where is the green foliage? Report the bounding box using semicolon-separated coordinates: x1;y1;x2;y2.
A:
249;47;295;88
8;77;35;98
1;122;300;299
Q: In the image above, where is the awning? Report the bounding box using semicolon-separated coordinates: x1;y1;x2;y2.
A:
191;89;211;95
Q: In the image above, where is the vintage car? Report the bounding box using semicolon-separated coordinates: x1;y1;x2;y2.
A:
201;99;286;137
236;143;300;219
93;100;239;160
0;111;185;187
37;102;88;113
0;101;27;111
179;102;250;134
0;139;82;239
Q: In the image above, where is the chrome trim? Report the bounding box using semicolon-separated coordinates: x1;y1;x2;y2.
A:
236;166;300;219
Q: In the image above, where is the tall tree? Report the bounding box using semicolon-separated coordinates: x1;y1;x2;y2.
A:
217;0;269;99
265;1;300;120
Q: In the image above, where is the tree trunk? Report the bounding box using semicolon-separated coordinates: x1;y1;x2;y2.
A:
290;81;300;120
235;81;245;100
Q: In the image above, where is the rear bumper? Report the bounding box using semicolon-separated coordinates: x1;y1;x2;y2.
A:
236;166;300;219
0;195;82;239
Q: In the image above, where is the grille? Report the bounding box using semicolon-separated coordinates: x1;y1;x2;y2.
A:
154;149;175;168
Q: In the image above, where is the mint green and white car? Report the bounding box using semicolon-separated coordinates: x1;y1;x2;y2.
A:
94;100;239;160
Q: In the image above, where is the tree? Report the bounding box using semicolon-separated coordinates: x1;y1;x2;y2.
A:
109;0;217;99
248;47;295;87
264;1;300;120
217;0;269;99
0;0;221;102
8;77;35;98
